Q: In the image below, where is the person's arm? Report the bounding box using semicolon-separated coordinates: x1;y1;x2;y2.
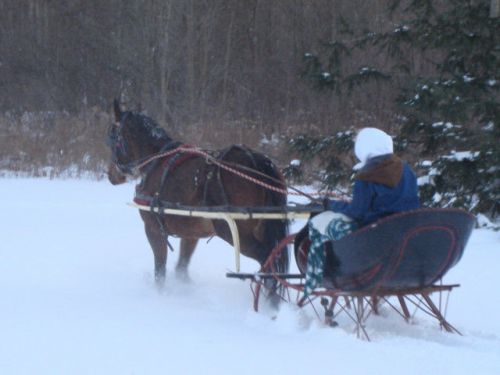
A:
325;180;373;222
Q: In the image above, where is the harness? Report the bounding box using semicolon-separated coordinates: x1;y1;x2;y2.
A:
133;146;202;207
131;145;267;251
133;145;205;252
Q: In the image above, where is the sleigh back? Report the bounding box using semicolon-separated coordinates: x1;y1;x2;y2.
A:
295;208;475;292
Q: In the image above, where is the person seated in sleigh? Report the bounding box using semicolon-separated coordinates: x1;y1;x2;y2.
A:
304;127;420;297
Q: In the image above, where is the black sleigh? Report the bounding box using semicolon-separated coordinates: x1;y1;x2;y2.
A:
256;208;475;340
295;208;474;292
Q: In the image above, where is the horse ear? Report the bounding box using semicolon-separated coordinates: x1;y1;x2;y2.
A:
113;98;121;122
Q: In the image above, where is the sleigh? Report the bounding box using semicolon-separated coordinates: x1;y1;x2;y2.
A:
228;207;475;340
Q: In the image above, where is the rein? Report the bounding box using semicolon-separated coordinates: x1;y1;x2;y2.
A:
107;112;346;201
125;145;346;201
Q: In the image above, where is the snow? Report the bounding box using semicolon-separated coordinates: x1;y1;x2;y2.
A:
417;175;431;185
432;121;459;130
393;25;410;33
483;121;495;131
476;213;498;229
1;178;500;375
432;192;443;203
463;74;475;83
259;134;281;147
443;151;481;161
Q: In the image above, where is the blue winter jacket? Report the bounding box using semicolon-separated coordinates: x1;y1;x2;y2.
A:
326;160;420;226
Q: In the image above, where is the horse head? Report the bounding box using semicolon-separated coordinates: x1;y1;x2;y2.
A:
106;99;171;184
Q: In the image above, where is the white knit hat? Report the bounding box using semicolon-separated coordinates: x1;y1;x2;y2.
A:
353;127;394;170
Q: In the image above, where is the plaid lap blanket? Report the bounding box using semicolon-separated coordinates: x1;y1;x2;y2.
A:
304;212;358;297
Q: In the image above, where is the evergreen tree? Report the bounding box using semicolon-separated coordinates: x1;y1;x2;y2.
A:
290;0;499;219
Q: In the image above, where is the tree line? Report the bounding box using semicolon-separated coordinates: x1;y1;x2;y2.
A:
1;0;399;132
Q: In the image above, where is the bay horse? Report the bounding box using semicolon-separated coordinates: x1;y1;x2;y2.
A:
107;100;289;296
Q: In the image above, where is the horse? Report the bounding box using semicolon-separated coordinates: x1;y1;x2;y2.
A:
106;99;289;297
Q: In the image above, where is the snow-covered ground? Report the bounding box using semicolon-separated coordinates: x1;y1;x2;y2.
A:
1;178;499;375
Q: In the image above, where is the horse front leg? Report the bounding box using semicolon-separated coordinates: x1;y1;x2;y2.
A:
143;217;168;289
176;238;198;282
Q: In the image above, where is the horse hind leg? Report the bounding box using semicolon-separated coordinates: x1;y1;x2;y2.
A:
175;238;198;282
253;221;290;308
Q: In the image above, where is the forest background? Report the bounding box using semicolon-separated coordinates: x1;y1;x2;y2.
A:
0;0;498;218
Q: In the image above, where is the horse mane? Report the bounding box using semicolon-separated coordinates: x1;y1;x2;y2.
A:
124;110;172;150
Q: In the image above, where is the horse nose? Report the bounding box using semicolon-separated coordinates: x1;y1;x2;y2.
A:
107;164;126;185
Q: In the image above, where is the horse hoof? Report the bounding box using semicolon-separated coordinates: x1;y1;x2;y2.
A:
154;274;166;291
175;269;192;283
267;293;282;310
328;320;339;328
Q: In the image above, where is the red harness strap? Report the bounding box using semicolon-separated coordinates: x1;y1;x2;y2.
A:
133;145;200;206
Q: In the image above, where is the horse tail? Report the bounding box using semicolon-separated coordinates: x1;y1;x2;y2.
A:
252;153;290;276
217;145;290;288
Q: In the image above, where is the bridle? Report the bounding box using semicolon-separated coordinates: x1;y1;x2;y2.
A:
106;112;178;176
106;112;134;174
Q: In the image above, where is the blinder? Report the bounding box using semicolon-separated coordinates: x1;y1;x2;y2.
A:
106;111;177;176
106;112;135;175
